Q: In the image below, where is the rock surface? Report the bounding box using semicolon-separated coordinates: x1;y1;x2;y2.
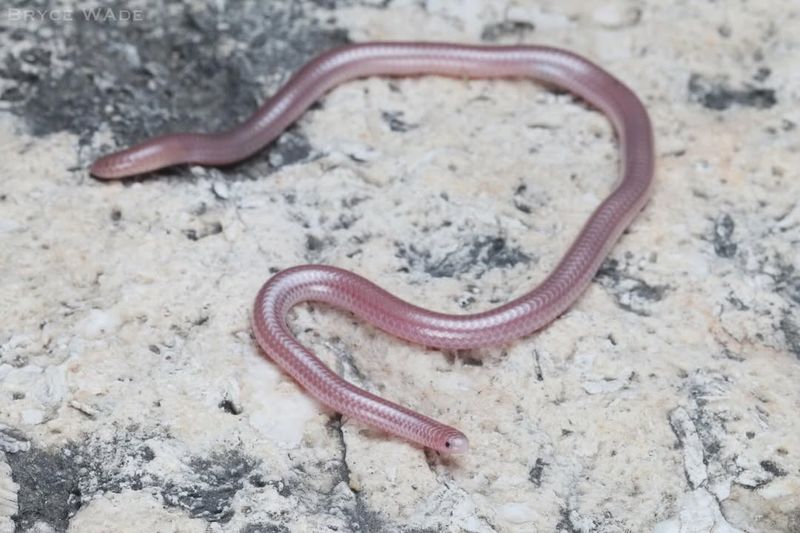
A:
1;1;798;531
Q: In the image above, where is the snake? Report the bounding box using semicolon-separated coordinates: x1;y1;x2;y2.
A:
90;42;655;454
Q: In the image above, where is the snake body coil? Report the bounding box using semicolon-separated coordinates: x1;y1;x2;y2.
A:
91;43;655;454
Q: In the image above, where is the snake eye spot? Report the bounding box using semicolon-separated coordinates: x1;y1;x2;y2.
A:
443;435;469;454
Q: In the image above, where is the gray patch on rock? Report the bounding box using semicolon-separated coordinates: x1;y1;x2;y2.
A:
396;236;532;279
268;129;314;168
240;523;291;533
672;370;791;495
772;257;800;307
779;315;800;359
1;0;348;171
748;253;800;358
480;20;535;42
0;426;29;454
381;111;416;133
712;214;737;258
688;73;776;110
161;452;256;523
528;457;546;487
6;445;82;532
7;429;259;529
595;258;669;316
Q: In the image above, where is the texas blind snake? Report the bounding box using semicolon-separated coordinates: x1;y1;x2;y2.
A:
90;42;654;454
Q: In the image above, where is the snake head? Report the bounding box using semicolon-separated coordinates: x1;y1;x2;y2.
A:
443;433;470;454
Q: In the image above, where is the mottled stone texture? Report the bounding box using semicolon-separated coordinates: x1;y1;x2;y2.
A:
1;1;798;532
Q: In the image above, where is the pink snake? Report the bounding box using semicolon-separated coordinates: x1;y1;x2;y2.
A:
91;43;655;454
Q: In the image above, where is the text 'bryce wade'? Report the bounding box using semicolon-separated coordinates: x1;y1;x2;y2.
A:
5;8;146;23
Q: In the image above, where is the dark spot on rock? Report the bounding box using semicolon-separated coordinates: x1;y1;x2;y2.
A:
348;153;368;163
381;111;416;132
218;398;241;415
12;391;25;400
688;73;776;110
512;181;549;215
110;208;122;221
779;315;800;359
481;20;535;41
1;86;25;102
668;415;687;445
162;451;256;523
556;506;580;533
184;222;223;241
458;295;475;309
396;236;531;279
248;474;268;488
305;234;324;252
753;67;771;82
140;445;155;462
6;445;82;532
726;294;749;311
193;315;209;326
240;524;290;533
704;440;721;456
722;346;745;362
533;350;545;381
192;203;208;217
2;2;348;157
772;260;800;307
267;479;291;497
451;350;483;366
595;258;668;316
327;338;369;385
514;200;532;214
760;460;787;477
630;282;666;302
341;195;369;209
331;212;360;231
268;129;313;168
529;458;546;487
678;375;748;478
148;344;160;354
19;47;52;67
712;214;737;258
1;54;39;85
